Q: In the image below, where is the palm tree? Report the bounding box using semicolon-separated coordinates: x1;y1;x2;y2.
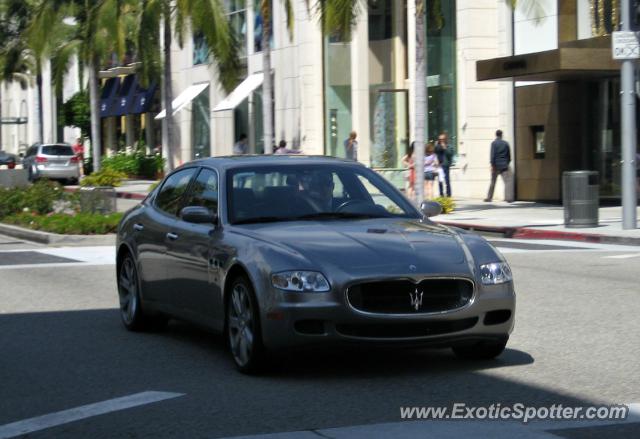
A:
27;0;135;172
413;0;426;204
138;0;239;172
258;0;295;154
0;0;35;151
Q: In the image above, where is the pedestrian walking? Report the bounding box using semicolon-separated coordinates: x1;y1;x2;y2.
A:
485;129;513;202
233;134;249;155
344;131;358;161
423;141;439;200
435;132;453;197
72;137;85;177
402;142;416;200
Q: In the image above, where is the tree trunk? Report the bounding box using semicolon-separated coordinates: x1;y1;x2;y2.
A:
162;8;175;172
0;87;3;151
413;0;426;205
88;60;102;172
261;0;273;154
36;71;44;143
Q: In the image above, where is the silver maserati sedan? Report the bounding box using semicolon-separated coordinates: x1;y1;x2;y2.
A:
116;156;515;373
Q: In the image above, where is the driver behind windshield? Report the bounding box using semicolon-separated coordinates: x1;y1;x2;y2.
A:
303;172;335;212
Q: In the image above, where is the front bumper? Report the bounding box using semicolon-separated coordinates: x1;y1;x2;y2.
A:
259;281;516;351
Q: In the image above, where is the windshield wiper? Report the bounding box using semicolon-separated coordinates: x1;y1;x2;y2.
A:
293;212;386;221
233;216;290;225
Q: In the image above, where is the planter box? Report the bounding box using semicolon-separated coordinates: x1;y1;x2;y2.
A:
0;169;29;188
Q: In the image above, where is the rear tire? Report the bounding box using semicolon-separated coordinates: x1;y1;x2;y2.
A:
225;276;267;373
452;338;508;360
117;254;168;331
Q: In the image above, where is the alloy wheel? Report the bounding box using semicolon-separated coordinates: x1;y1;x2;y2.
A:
227;283;255;368
118;257;139;326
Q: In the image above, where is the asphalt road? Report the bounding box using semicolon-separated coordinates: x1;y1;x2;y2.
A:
0;233;639;438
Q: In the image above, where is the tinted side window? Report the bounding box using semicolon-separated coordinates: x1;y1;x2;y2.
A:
155;168;197;216
184;169;218;212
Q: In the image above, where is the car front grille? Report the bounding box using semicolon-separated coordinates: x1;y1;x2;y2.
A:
336;317;479;339
347;278;474;314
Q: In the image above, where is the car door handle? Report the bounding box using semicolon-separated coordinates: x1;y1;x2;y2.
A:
133;223;144;232
166;232;179;241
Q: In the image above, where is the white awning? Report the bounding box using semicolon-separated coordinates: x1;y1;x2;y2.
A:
212;73;264;112
155;83;209;119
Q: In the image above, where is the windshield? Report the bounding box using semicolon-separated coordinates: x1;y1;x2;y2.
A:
42;145;74;156
227;164;419;224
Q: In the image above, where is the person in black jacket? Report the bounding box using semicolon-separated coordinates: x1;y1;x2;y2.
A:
435;132;454;197
484;130;513;202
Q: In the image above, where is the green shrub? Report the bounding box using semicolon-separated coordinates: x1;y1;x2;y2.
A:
0;181;65;217
101;151;164;179
80;168;127;187
4;212;123;235
433;196;455;214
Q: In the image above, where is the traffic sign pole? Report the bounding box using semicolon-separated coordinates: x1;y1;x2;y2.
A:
620;0;638;230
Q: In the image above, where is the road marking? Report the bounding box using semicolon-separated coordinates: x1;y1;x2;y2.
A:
0;246;115;269
0;391;184;439
603;253;640;259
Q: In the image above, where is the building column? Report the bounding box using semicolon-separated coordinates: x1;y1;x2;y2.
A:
350;5;370;165
144;113;154;154
105;117;116;156
125;115;135;148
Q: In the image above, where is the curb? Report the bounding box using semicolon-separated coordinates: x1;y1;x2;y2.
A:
64;187;147;201
436;220;640;247
0;222;115;246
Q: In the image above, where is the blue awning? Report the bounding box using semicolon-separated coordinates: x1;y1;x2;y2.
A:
100;77;121;118
111;75;137;117
130;82;157;114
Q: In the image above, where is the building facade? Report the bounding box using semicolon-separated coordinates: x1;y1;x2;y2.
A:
164;0;515;199
479;0;638;202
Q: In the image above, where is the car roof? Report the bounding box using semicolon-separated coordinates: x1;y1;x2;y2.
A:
187;155;363;171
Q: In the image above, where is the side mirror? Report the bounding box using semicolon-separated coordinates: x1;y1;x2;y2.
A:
420;201;442;218
180;206;217;225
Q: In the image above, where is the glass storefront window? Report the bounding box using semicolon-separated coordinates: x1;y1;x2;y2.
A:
226;0;247;57
192;88;210;159
324;35;352;158
193;32;209;65
426;0;457;156
370;89;408;168
368;0;408;168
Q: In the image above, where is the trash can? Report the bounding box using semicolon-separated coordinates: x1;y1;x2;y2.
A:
562;171;599;228
78;186;117;214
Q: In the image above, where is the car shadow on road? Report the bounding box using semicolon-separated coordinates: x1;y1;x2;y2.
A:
2;308;629;439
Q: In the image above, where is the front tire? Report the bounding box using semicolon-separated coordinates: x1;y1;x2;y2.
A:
452;338;508;360
226;276;266;373
117;254;167;331
28;166;38;182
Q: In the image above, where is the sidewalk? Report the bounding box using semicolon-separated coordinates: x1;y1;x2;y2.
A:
434;198;640;246
94;181;640;246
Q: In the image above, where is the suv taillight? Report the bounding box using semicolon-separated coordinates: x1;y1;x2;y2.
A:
35;156;48;163
70;156;80;163
8;161;15;169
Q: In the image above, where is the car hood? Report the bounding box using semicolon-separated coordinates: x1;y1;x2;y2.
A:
232;218;473;276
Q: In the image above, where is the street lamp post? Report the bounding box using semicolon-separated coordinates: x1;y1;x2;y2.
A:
621;0;638;229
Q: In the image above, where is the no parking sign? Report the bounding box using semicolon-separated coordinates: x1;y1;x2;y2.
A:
612;31;640;60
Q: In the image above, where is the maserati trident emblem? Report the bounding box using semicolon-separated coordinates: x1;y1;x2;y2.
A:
409;287;423;311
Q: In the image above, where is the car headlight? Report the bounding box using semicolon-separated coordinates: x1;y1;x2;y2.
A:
271;271;330;292
479;262;513;285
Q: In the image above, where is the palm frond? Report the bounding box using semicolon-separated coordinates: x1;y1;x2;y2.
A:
507;0;546;23
315;0;360;42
